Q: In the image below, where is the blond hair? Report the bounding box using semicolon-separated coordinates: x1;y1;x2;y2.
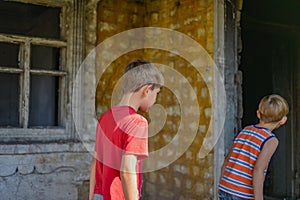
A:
258;94;289;123
122;60;164;94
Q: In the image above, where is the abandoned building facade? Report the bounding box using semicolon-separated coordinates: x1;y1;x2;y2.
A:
0;0;299;199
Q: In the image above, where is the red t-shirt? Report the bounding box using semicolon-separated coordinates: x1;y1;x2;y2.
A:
94;106;148;200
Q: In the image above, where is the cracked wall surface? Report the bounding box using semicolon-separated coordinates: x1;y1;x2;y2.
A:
0;0;97;199
0;0;231;199
0;143;92;200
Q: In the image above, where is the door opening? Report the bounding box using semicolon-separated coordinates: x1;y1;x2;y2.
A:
240;0;300;199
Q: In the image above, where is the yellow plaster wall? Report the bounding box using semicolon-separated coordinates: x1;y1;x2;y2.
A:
95;0;214;199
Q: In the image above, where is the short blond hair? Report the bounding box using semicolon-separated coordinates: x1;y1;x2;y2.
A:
122;60;164;94
258;94;289;123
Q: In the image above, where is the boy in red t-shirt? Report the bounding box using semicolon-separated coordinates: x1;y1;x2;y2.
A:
89;60;164;200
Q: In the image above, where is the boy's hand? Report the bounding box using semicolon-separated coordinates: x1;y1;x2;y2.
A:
253;137;279;200
89;153;97;200
120;154;139;200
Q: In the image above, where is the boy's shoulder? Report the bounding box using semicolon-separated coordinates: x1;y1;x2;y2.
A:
239;125;275;138
98;106;148;126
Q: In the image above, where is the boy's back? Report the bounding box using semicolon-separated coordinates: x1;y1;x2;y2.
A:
89;60;164;200
219;94;289;200
94;106;148;200
219;125;276;199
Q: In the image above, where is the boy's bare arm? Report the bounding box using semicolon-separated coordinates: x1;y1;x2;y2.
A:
89;152;97;200
253;137;279;200
120;154;139;200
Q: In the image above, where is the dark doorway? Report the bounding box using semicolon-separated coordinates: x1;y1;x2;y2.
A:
240;0;300;199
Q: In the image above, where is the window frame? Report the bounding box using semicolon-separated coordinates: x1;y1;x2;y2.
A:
0;0;82;143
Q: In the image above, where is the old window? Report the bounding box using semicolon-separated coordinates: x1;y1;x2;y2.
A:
0;1;83;143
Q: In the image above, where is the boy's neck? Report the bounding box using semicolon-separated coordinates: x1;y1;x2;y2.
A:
256;121;280;132
117;92;140;111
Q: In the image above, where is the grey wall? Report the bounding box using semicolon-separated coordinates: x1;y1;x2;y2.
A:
0;143;91;200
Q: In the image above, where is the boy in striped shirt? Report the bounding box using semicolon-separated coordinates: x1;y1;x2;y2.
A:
219;94;289;200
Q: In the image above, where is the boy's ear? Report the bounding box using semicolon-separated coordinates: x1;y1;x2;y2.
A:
279;116;287;126
141;84;152;96
256;110;261;119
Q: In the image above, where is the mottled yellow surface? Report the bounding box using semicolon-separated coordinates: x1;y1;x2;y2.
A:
95;0;214;199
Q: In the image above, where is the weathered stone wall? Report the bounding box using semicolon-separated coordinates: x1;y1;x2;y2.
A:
0;0;217;199
0;0;97;199
95;0;215;199
0;143;91;200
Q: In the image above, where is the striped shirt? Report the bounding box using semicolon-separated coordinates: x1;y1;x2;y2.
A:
219;125;276;199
